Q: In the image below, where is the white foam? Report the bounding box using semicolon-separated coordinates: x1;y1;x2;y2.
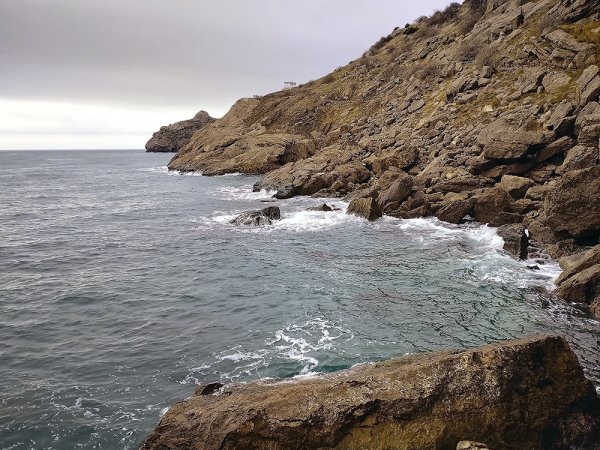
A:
211;185;276;201
139;166;203;176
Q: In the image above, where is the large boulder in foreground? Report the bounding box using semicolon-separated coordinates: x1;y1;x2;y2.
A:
145;111;215;152
140;335;599;450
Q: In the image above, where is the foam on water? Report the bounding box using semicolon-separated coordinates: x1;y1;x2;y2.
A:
138;166;204;176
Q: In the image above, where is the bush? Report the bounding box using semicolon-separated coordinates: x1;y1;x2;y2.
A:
321;73;336;84
429;3;462;26
456;40;480;62
417;60;443;80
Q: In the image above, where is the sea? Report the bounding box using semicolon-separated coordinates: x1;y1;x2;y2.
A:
1;150;599;449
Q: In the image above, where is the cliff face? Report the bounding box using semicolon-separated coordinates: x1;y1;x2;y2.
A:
166;0;600;317
140;335;600;450
145;110;215;152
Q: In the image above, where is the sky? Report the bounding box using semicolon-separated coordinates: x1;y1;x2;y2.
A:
0;0;454;150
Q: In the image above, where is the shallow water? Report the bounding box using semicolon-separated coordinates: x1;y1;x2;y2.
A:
0;150;598;449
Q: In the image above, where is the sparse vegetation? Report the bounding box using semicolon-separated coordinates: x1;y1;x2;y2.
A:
429;2;462;26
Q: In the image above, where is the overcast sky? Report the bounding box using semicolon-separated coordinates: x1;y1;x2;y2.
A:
0;0;453;150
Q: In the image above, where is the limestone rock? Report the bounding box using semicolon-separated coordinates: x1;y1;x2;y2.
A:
378;174;413;212
230;207;281;226
140;335;600;450
456;441;489;450
145;111;214;152
498;175;535;199
557;145;599;174
544;166;600;240
473;187;514;223
347;197;382;221
497;223;529;259
576;65;600;107
436;198;475;224
478;119;546;160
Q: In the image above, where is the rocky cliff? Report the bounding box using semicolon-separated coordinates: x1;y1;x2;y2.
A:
141;335;600;449
165;0;600;318
145;111;215;152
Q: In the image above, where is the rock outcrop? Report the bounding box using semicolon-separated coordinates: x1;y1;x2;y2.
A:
160;0;600;316
230;206;281;226
145;111;215;152
140;335;600;450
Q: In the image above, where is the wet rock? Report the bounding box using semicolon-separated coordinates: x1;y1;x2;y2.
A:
576;65;600;107
498;175;535;199
347;197;382;221
145;111;214;152
436;198;476;224
544;166;600;241
307;203;339;212
140;335;600;450
498;223;529;259
230;207;281;226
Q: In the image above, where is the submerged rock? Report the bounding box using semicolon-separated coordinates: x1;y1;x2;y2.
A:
307;203;339;212
145;111;214;152
140;335;600;450
230;207;281;226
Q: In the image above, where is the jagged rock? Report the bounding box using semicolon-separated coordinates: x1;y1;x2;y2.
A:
536;136;574;162
544;100;576;137
576;102;600;147
545;166;600;241
230;207;281;226
498;223;529;259
557;145;599;174
347;197;382;221
140;335;600;450
436;198;475;224
498;175;535;199
145;111;214;152
473;187;514;223
307;203;339;212
478;119;546;160
576;65;600;107
378;174;413;212
556;262;600;317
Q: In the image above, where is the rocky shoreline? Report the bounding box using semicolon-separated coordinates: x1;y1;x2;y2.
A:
143;0;600;447
145;111;214;153
162;0;600;319
141;335;600;449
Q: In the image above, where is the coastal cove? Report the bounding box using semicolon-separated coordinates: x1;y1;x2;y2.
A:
1;150;599;449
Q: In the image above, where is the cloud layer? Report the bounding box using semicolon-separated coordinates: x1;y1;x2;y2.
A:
0;0;453;149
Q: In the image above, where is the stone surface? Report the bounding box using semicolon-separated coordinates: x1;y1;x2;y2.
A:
230;207;281;226
140;335;600;450
577;65;600;107
473;187;514;224
544;166;600;241
478;119;545;160
498;223;529;259
347;197;382;221
145;111;214;152
498;175;535;199
377;174;413;212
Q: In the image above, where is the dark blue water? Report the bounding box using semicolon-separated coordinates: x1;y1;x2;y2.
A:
1;150;599;449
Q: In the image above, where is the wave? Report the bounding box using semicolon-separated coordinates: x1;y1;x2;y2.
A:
139;166;203;176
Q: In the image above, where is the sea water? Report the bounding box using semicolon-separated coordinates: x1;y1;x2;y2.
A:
0;150;598;449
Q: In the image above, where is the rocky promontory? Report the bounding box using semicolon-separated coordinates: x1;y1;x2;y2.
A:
141;335;600;449
145;110;215;152
160;0;600;318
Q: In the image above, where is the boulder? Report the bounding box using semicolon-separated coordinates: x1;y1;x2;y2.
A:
498;175;535;199
556;265;600;310
497;223;529;259
456;442;489;450
576;103;600;147
473;187;514;224
576;65;600;107
478;119;546;160
230;207;281;226
544;166;600;241
347;197;382;221
557;245;600;285
557;145;599;174
536;136;574;162
145;111;215;152
307;203;339;212
544;100;576;137
436;198;475;224
378;174;413;211
140;335;600;450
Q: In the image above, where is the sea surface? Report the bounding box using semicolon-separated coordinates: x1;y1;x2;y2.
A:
1;150;599;449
